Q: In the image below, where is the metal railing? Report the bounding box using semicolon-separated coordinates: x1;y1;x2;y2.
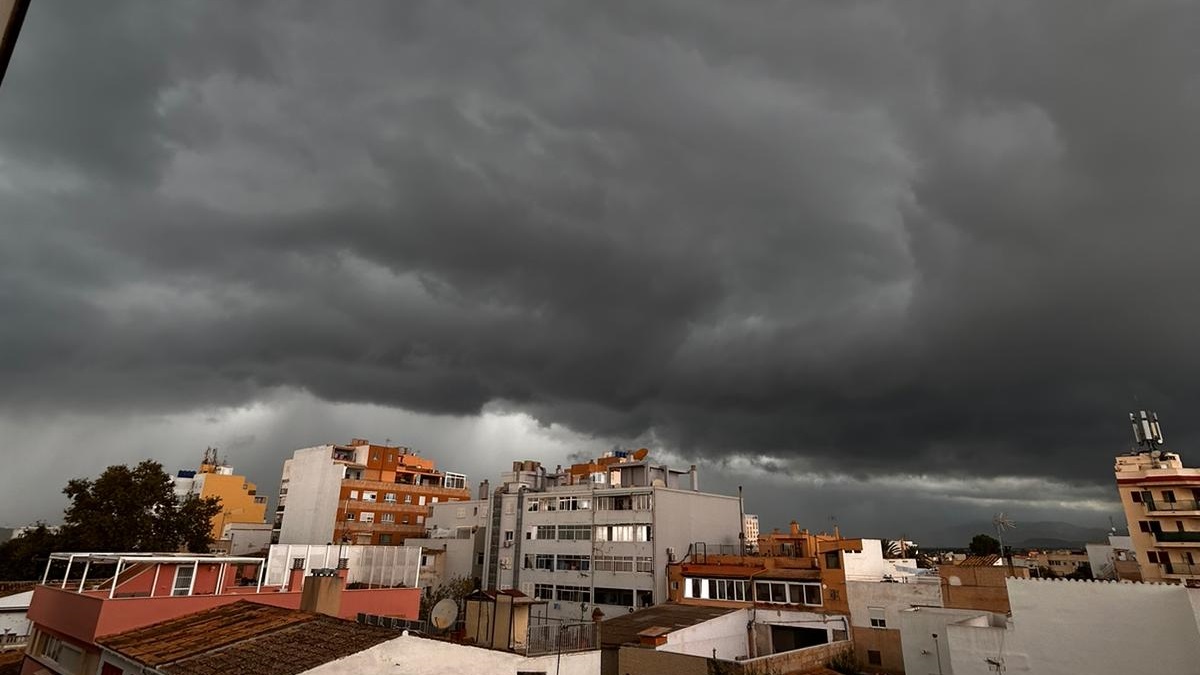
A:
524;622;599;656
1162;562;1200;576
1145;499;1200;512
0;633;29;650
1153;531;1200;543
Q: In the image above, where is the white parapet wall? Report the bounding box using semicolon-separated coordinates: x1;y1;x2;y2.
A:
944;578;1200;675
302;633;600;675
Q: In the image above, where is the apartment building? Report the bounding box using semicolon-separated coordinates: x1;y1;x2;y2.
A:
273;439;469;546
428;451;742;621
173;448;268;542
1115;415;1200;585
743;514;760;553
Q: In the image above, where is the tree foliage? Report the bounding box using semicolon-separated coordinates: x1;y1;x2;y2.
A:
0;461;221;579
60;460;222;553
420;575;477;621
0;523;61;580
968;533;1001;556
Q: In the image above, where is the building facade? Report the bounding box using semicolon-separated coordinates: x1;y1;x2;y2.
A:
743;514;759;553
173;448;268;542
273;439;469;546
429;452;742;621
1115;447;1200;584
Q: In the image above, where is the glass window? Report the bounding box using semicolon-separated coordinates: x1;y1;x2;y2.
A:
172;565;194;597
824;551;841;569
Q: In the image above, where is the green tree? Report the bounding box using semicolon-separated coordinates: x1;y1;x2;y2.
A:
420;575;477;621
968;533;1001;556
60;460;222;553
0;524;62;580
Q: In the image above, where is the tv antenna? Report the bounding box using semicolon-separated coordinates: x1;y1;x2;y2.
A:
1130;410;1164;450
993;513;1015;567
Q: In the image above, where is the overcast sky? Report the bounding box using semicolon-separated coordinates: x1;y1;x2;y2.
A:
3;1;1198;544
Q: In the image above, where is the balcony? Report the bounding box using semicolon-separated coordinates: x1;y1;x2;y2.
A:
1152;531;1200;544
1162;562;1200;577
0;632;29;650
341;478;469;499
1144;499;1200;514
524;621;599;656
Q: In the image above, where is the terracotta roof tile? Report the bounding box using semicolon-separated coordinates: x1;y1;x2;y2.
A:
98;602;313;666
958;555;1002;567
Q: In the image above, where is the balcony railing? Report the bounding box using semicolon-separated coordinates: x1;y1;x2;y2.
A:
524;622;599;656
1162;562;1200;576
1153;531;1200;543
0;633;29;650
1145;499;1200;513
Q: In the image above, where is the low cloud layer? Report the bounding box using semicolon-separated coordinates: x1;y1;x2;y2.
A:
4;1;1199;535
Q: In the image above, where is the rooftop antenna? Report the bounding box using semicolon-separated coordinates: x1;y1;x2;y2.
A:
993;512;1016;573
1130;410;1164;452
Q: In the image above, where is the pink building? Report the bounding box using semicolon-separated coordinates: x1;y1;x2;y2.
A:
20;552;420;675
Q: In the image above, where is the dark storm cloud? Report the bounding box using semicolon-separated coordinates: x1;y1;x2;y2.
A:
3;0;1200;496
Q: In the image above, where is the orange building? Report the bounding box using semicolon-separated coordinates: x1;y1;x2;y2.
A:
667;522;863;617
274;439;470;546
173;448;268;542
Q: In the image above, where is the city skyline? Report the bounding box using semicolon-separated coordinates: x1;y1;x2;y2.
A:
4;2;1199;541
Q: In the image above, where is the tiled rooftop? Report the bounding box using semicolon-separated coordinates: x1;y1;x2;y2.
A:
957;554;1002;567
98;601;396;675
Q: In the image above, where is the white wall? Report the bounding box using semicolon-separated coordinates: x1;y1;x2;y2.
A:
846;580;942;629
223;523;273;556
899;607;992;675
278;446;343;545
844;540;921;581
0;591;32;638
652;487;742;601
660;608;750;660
301;633;600;675
265;545;421;589
945;579;1200;675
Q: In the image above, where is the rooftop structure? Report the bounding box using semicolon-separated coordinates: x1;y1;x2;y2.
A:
273;439;470;547
21;551;419;675
173;448;269;544
1114;412;1200;585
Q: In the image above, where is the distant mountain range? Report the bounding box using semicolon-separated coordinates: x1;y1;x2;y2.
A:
924;520;1119;549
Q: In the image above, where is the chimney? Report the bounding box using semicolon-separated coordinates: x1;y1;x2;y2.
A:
288;557;306;591
690;465;698;491
300;568;343;617
790;521;800;537
478;479;490;500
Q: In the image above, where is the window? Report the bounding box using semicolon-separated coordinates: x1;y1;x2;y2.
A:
558;525;591;541
824;551;841;569
1139;521;1152;533
596;494;653;511
536;525;557;540
1132;491;1143;503
754;580;821;606
431;497;439;504
40;635;83;673
527;500;540;512
533;583;555;600
688;578;703;599
869;607;887;628
504;530;514;542
558;496;590;511
381;513;395;523
384;493;396;503
404;494;413;504
1147;551;1160;563
419;495;427;506
535;554;555;570
349;490;359;500
360;512;375;523
345;511;356;520
362;491;377;502
556;585;590;603
172;565;194;596
556;554;590;571
594;587;634;606
380;534;393;544
421;555;431;567
594;524;650;542
1164;490;1177;503
687;577;748;601
417;515;424;524
868;650;882;666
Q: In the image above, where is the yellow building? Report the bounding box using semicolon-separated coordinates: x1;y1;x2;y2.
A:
1115;413;1200;585
174;448;268;541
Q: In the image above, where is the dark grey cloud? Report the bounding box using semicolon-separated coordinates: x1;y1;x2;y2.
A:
3;1;1199;531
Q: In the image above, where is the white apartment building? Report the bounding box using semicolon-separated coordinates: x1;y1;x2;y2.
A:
743;514;760;553
428;452;742;621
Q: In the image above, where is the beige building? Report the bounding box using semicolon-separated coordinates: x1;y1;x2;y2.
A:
1115;449;1200;585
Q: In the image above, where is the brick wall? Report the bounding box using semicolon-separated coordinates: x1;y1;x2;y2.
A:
618;645;711;675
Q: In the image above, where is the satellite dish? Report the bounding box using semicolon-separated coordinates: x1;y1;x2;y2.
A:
430;598;458;631
633;448;650;461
